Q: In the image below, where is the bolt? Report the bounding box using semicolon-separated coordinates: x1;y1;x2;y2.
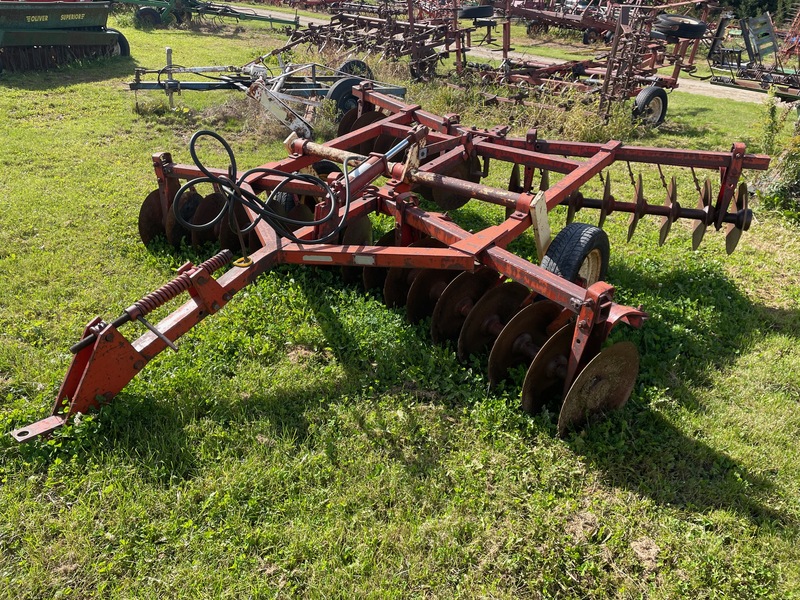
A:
104;333;114;342
222;293;232;301
212;302;221;311
133;360;144;370
578;319;589;330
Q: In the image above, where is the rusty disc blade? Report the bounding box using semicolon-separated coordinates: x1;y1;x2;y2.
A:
336;107;360;138
363;229;396;291
406;268;459;324
487;301;562;387
165;189;202;248
191;192;226;249
218;202;250;251
431;157;481;210
383;238;445;308
520;323;573;417
138;189;164;246
457;281;529;362
557;341;639;437
431;267;501;344
340;215;373;284
349;111;386;155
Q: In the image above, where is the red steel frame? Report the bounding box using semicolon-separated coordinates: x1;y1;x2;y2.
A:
10;86;769;442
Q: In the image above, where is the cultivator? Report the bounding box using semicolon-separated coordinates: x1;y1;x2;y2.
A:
277;12;466;78
10;87;768;443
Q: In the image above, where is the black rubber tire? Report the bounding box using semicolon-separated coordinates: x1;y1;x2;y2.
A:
136;7;162;27
582;28;599;45
458;5;494;18
336;59;373;81
312;160;342;177
106;28;130;57
653;14;706;39
325;76;362;115
540;223;610;286
632;85;668;126
267;191;297;217
173;9;192;24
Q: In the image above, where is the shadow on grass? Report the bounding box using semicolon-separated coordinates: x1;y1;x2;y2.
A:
569;258;798;526
0;56;138;91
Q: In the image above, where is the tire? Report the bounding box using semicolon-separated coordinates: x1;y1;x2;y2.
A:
541;223;610;287
653;14;706;39
582;28;599;45
135;7;162;27
106;28;130;57
336;59;373;81
325;76;362;115
632;85;668;126
458;5;494;18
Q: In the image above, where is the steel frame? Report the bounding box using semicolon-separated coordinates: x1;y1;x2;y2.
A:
10;87;769;443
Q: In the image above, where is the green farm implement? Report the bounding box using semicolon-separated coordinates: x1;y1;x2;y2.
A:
0;0;129;71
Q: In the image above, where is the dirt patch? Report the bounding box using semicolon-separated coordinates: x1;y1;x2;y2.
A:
631;536;660;572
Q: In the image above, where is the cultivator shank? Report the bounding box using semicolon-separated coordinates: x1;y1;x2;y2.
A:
10;87;769;443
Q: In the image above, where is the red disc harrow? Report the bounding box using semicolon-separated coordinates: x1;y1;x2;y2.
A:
10;85;769;443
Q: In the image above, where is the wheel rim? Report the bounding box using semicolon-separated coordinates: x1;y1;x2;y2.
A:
578;248;604;286
642;97;663;125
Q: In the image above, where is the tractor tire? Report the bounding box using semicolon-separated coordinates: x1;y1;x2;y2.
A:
107;28;130;57
632;85;668;126
458;5;494;18
653;14;706;39
336;59;374;80
540;223;610;287
135;7;162;27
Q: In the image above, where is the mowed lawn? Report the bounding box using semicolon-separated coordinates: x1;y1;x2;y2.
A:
0;16;799;599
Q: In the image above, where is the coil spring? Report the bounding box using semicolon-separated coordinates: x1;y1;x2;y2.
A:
127;249;233;319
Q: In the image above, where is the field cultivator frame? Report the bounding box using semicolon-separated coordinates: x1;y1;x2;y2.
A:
10;87;769;443
464;0;715;123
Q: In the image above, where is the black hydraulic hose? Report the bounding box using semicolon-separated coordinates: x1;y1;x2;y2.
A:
171;130;352;245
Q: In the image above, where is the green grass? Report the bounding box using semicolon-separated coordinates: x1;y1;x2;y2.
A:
1;17;800;599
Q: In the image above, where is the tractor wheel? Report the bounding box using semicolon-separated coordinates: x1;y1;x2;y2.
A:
653;14;706;39
540;223;609;287
336;59;373;80
107;28;130;57
136;7;162;27
632;85;668;126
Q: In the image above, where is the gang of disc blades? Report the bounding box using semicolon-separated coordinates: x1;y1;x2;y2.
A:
457;281;529;362
487;301;561;387
406;268;459;324
520;323;574;417
430;267;501;344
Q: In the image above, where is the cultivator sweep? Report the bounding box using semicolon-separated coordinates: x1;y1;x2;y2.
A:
10;87;769;443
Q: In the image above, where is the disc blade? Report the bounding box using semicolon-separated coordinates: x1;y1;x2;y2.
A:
337;107;360;138
487;301;562;387
340;215;373;284
383;238;445;308
431;157;480;210
165;189;202;248
557;341;639;436
520;323;573;417
431;267;501;344
406;268;459;324
457;281;529;362
191;192;226;249
138;189;164;246
350;111;386;155
363;229;396;291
